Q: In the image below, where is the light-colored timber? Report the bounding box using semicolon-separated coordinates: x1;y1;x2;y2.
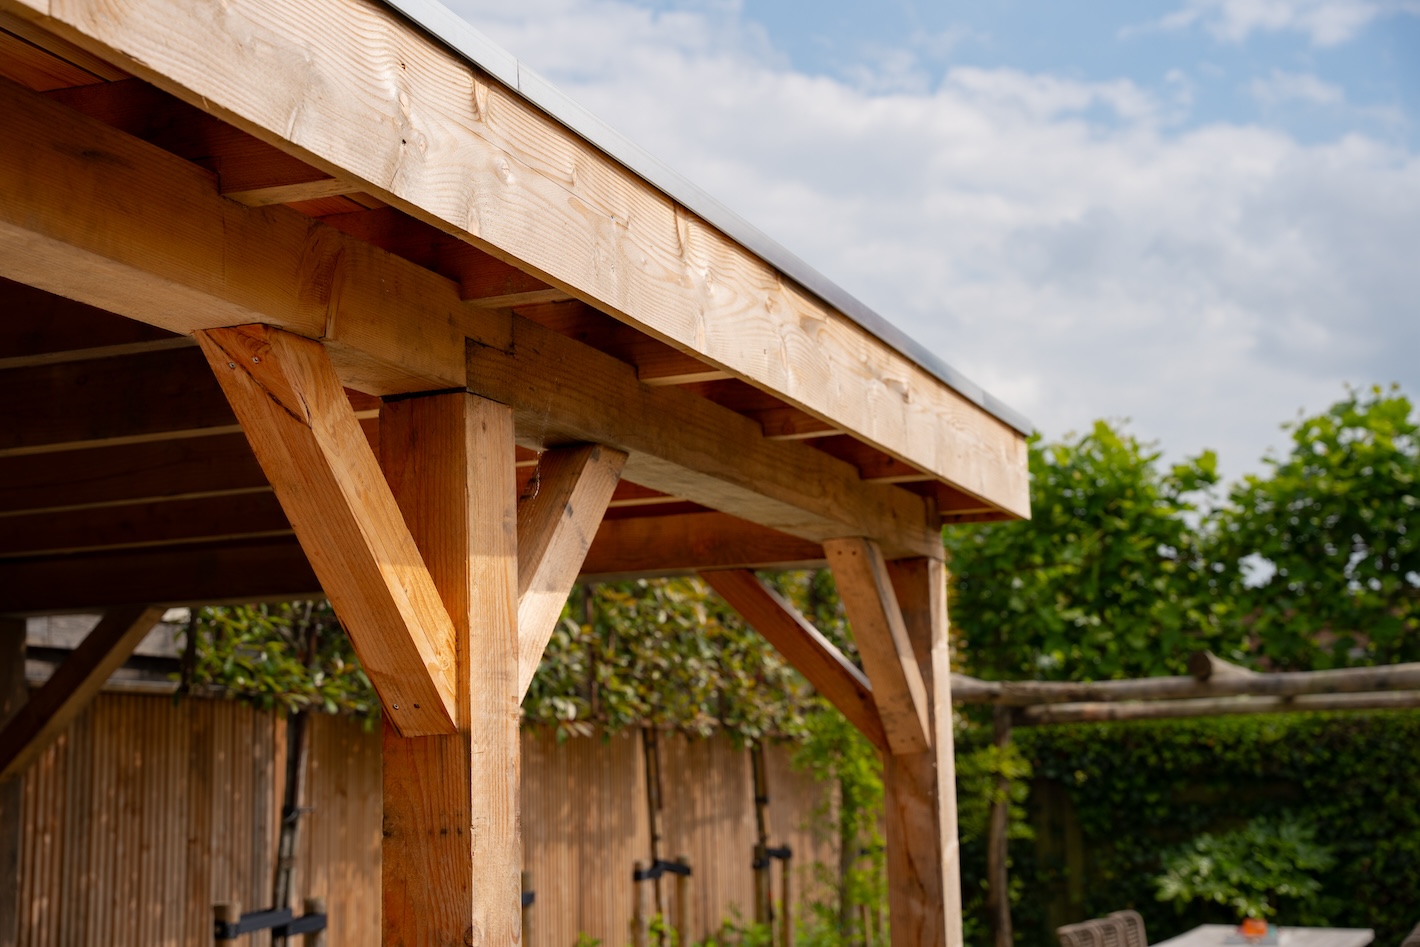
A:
468;315;944;559
0;0;1031;517
516;444;627;700
378;392;522;945
699;569;887;752
882;557;964;947
197;325;459;735
0;605;164;783
824;538;931;756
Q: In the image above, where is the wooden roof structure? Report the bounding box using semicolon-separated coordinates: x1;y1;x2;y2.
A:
0;0;1030;942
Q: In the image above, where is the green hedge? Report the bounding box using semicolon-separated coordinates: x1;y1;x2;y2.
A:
966;712;1420;947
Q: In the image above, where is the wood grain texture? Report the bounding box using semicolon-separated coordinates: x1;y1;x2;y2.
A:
885;557;964;947
0;618;21;947
3;0;1029;516
0;606;163;783
197;325;457;735
469;316;944;560
379;393;522;946
0;75;507;397
824;539;931;756
516;445;626;699
699;570;886;752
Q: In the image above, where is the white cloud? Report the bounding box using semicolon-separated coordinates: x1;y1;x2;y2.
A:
1153;0;1419;46
1250;70;1346;106
447;0;1420;478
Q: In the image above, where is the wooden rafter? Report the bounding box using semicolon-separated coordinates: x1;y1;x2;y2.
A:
700;569;887;752
0;605;164;782
824;538;932;756
0;78;947;556
0;0;1030;518
515;444;627;700
197;324;458;735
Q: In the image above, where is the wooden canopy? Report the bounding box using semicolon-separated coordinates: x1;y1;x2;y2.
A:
0;0;1030;942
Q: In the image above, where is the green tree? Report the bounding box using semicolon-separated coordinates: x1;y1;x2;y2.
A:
1215;386;1420;669
944;421;1230;682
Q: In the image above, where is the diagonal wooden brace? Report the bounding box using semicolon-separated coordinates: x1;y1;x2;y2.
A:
516;444;627;700
700;569;887;753
196;324;458;735
0;605;165;782
824;537;932;756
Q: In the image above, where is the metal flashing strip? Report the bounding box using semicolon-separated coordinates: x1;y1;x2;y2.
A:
380;0;1033;437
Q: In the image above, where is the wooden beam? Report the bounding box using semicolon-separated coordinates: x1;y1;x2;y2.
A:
0;79;942;558
0;491;289;558
197;324;458;735
0;513;826;613
515;444;627;699
44;79;359;206
700;569;887;752
0;0;1031;517
469;315;944;559
378;392;522;944
0;605;164;782
882;556;965;947
1017;690;1420;725
0;73;507;397
824;538;932;755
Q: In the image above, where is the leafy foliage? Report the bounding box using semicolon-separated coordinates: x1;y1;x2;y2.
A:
1004;713;1420;946
1154;815;1335;919
522;578;816;743
181;602;378;722
944;422;1230;683
1215;386;1420;669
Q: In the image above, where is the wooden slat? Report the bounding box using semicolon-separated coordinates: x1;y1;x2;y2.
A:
0;0;1030;517
197;324;458;735
0;26;101;90
469;314;944;560
379;392;522;945
0;605;164;783
583;512;824;578
699;569;886;752
813;435;933;484
516;444;627;700
884;557;964;947
823;538;931;756
752;407;840;441
0;278;177;358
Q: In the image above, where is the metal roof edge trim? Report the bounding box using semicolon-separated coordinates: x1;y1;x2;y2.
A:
380;0;1033;437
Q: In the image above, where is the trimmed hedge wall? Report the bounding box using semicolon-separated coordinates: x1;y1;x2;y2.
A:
966;712;1420;947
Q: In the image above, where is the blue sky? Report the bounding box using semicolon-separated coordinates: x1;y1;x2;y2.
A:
735;0;1417;144
447;0;1420;480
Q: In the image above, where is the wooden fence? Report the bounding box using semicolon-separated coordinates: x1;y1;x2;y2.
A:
11;692;833;946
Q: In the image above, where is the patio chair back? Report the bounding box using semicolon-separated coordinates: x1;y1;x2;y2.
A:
1057;911;1149;947
1400;921;1420;947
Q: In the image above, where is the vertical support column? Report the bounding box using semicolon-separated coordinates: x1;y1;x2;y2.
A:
882;558;964;947
379;393;522;946
0;617;23;947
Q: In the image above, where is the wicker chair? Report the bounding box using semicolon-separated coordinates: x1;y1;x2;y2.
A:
1057;911;1148;947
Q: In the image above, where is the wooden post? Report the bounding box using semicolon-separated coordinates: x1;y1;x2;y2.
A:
779;849;794;947
673;855;691;947
751;742;772;927
985;707;1013;947
302;898;327;947
379;393;522;946
0;618;23;947
521;871;533;947
871;557;963;947
632;860;651;947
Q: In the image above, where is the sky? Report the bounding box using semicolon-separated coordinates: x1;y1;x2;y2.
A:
443;0;1420;481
